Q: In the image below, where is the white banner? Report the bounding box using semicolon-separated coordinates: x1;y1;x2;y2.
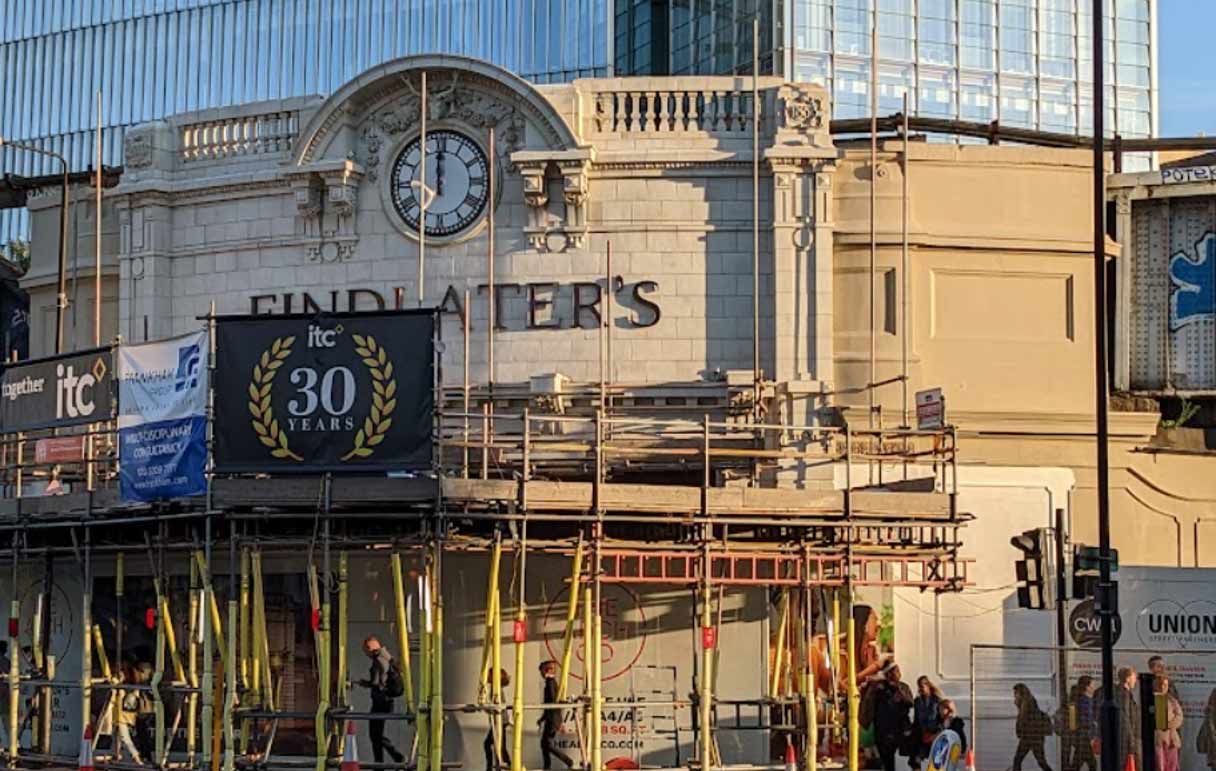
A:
116;331;209;501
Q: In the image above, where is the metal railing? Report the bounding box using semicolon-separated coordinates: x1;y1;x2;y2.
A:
438;407;958;496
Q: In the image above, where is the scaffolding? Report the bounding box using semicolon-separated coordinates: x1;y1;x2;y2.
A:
0;377;970;771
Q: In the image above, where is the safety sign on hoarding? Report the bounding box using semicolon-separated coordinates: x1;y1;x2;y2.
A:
916;387;945;430
117;331;209;502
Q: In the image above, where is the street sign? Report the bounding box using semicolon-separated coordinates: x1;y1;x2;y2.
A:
916;387;945;430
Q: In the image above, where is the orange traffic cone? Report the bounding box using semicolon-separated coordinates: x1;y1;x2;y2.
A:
340;721;360;771
78;723;95;771
964;748;976;771
784;740;797;771
1123;755;1137;771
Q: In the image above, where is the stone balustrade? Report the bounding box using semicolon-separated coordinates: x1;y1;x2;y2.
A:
180;109;300;162
578;76;787;139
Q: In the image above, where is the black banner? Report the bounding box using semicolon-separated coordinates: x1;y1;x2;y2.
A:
214;311;434;472
0;347;114;433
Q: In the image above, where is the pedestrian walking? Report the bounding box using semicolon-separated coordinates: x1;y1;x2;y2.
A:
1114;667;1141;771
117;665;147;765
872;663;913;771
1065;676;1097;771
484;669;511;771
357;635;406;766
537;661;574;769
1153;675;1183;771
1012;683;1053;771
911;676;944;768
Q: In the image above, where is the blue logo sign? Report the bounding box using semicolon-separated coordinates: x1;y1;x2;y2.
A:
1169;232;1216;330
174;342;202;393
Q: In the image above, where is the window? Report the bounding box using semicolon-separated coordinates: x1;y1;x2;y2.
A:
919;67;956;117
1000;76;1036;128
795;51;831;87
960;73;996;122
879;63;913;113
796;0;832;52
1040;80;1076;132
834;58;871;117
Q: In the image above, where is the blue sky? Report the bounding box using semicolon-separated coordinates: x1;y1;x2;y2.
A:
1158;2;1216;136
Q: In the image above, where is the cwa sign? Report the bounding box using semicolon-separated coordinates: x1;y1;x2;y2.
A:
1068;598;1123;649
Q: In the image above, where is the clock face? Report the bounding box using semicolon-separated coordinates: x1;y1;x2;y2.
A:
390;129;490;238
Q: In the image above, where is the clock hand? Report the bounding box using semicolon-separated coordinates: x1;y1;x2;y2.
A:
436;150;446;197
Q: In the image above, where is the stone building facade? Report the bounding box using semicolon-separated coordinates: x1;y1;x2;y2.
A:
14;53;1216;767
96;56;837;401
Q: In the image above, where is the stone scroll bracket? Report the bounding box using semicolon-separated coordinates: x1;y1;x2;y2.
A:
510;148;595;252
285;160;364;263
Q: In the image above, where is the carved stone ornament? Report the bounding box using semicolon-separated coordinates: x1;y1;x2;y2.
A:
515;160;550;250
358;74;529;185
1115;192;1132;215
307;240;357;264
559;159;591;248
780;85;825;131
124;130;154;169
293;176;324;219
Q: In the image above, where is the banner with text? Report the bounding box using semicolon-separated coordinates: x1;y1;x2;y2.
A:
0;347;113;432
117;332;209;502
214;311;434;472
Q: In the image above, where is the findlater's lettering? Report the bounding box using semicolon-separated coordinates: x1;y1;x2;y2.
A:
250;280;661;330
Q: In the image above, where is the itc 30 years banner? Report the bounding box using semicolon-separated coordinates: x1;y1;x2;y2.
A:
117;332;209;502
214;311;434;472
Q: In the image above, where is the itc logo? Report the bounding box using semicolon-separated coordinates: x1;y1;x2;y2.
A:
56;358;105;419
307;324;340;349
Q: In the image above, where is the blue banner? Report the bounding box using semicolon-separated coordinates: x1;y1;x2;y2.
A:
117;332;209;502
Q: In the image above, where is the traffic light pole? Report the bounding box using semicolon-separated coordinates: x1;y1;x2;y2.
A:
1091;4;1117;771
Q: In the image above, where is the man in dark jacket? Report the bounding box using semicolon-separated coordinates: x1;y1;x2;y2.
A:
358;636;405;765
1114;667;1141;771
538;661;574;769
872;664;914;771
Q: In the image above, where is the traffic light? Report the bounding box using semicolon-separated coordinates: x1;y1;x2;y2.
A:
1011;528;1052;610
1072;544;1118;599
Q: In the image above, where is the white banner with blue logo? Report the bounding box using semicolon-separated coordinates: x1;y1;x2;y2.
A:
117;331;208;502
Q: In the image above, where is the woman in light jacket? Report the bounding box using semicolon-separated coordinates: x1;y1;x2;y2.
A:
1153;675;1184;771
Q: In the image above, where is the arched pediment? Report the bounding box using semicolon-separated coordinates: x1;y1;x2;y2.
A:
290;54;579;169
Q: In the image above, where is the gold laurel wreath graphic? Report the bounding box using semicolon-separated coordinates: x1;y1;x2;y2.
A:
341;333;398;461
248;336;304;461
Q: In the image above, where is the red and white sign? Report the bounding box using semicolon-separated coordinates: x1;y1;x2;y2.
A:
34;436;86;465
915;388;945;431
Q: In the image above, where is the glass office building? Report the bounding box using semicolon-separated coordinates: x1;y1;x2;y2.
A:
625;0;1156;162
0;0;610;243
0;0;1157;243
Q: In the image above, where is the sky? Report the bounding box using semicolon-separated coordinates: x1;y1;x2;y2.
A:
1158;1;1216;136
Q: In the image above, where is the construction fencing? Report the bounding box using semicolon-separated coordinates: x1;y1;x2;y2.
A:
969;645;1216;771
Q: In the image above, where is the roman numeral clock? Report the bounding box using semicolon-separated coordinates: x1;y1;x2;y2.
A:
389;129;491;239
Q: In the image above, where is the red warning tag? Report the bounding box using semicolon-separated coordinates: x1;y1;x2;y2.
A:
6;618;17;638
513;620;527;643
145;608;157;630
701;626;716;650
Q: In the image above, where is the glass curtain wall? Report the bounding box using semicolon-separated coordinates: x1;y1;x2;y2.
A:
788;0;1154;167
0;0;611;243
